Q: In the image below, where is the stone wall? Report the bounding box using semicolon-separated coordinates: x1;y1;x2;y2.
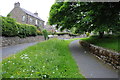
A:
80;41;120;69
1;36;44;47
49;34;86;39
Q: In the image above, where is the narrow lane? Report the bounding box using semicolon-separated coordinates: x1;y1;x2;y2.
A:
1;42;38;60
69;40;119;78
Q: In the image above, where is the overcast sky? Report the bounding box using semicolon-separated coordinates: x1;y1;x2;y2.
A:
0;0;55;22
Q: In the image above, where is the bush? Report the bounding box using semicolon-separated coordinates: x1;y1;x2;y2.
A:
1;16;37;38
36;30;42;35
17;23;37;38
86;32;90;37
2;17;18;37
42;29;48;40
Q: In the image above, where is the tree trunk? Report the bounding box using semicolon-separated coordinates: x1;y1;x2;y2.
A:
99;31;104;38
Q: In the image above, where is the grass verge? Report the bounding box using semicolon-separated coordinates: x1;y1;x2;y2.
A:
1;38;84;78
80;35;120;52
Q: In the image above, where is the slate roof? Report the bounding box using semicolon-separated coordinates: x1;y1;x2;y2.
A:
21;8;44;21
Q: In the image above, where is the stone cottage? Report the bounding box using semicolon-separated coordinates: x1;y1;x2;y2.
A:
9;2;44;28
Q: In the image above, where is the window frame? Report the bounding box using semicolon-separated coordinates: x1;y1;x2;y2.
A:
22;16;26;22
30;18;32;23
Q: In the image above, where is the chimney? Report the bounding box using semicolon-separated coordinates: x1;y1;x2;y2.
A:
14;2;20;8
34;12;38;16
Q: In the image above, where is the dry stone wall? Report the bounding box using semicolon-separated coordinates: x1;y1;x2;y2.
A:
1;36;44;47
80;41;120;69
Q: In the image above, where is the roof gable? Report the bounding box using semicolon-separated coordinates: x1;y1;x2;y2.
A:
21;8;44;21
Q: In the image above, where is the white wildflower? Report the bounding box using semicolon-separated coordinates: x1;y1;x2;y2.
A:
43;75;47;78
32;70;34;72
20;54;29;59
10;76;14;78
8;61;11;63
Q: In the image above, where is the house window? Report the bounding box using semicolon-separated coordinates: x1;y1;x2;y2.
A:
38;21;40;26
30;18;32;22
22;16;25;21
35;20;38;25
40;22;42;26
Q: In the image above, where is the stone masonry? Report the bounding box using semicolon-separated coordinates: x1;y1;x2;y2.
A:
80;41;120;69
1;36;44;47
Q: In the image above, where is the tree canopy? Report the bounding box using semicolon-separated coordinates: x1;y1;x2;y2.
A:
48;1;120;36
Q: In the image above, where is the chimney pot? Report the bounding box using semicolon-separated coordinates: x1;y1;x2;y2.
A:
34;12;38;16
14;2;20;8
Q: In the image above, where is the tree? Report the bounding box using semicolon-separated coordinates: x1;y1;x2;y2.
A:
48;1;120;38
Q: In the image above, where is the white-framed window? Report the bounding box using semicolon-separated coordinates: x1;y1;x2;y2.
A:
30;18;32;22
22;16;25;21
35;20;38;25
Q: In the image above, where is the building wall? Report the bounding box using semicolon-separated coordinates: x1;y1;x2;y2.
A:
9;7;44;28
9;7;26;24
27;15;44;27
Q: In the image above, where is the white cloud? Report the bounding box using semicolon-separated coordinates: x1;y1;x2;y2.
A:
0;0;55;22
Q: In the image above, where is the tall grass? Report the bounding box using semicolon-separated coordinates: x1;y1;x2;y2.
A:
1;38;84;78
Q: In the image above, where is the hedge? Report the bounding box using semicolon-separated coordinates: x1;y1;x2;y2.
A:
1;16;38;38
17;23;37;38
1;16;18;37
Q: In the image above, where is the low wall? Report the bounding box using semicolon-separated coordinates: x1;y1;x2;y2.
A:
80;41;120;69
1;36;44;47
49;34;86;39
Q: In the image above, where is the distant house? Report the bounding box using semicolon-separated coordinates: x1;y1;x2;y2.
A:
44;22;56;32
9;2;44;28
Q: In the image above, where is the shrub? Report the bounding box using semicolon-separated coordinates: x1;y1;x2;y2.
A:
42;29;48;40
17;23;37;38
1;16;37;38
28;25;37;36
0;17;2;36
36;30;42;35
86;32;90;37
2;17;18;37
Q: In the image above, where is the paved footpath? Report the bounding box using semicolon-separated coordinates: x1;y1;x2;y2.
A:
69;40;119;78
1;42;38;60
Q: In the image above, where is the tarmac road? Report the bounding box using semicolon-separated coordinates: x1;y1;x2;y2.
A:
69;40;119;78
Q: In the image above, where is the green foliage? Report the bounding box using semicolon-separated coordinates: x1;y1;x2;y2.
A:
2;16;18;37
17;23;37;38
81;35;120;52
2;39;85;78
36;30;42;35
48;2;120;36
42;29;48;40
1;16;37;38
0;17;2;36
85;32;90;37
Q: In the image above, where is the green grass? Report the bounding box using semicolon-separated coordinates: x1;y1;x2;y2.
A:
80;35;120;52
1;38;85;78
